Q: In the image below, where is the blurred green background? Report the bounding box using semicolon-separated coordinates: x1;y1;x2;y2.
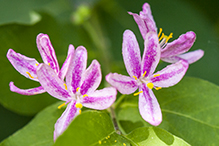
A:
0;0;219;142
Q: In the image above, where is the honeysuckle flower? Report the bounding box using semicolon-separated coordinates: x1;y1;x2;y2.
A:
7;33;74;95
128;3;204;64
36;46;117;141
106;30;188;126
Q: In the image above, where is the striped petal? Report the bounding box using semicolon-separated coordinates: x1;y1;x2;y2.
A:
151;60;188;87
122;30;141;78
54;100;79;141
178;49;204;64
37;64;71;101
142;32;160;77
36;33;59;73
80;60;101;95
7;49;39;81
106;73;138;94
139;84;162;126
66;46;87;94
9;82;45;95
82;87;117;110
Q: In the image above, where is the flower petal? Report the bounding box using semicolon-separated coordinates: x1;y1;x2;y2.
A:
139;84;162;126
7;49;39;81
36;33;59;73
151;60;188;87
9;82;45;95
54;100;79;141
81;87;117;110
37;64;71;101
66;46;87;93
58;44;75;80
80;60;101;95
122;30;141;78
128;3;157;39
161;31;196;58
178;49;204;64
142;32;160;77
106;73;138;94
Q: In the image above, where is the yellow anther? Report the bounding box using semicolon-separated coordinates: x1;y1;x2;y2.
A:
35;63;38;66
115;140;117;142
26;71;34;79
159;33;164;41
153;74;160;77
133;76;138;80
108;135;110;138
79;110;82;114
157;28;163;38
76;87;80;92
156;87;162;90
83;94;88;98
58;103;66;109
63;83;67;90
98;140;101;144
165;33;173;43
133;91;143;96
48;63;50;66
75;103;83;108
147;82;154;89
142;71;147;77
123;143;126;146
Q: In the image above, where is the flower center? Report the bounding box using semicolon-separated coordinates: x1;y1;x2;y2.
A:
158;28;173;49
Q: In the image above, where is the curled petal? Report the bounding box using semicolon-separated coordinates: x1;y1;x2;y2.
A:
80;60;102;95
139;84;162;126
7;49;39;81
37;64;71;101
151;60;188;87
66;46;87;94
178;49;204;64
82;87;117;110
58;44;75;80
36;33;59;73
122;30;141;78
161;31;196;58
106;73;138;94
9;82;45;95
142;32;160;77
54;100;79;141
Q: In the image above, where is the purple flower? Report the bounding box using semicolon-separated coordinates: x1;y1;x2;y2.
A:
7;33;74;95
106;30;188;126
36;46;117;141
129;3;204;64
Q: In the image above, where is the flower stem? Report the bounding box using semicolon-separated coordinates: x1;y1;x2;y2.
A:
109;106;121;135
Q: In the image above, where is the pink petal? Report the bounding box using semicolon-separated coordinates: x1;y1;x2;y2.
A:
36;33;60;73
82;87;117;110
178;49;204;64
37;64;71;101
80;60;101;95
7;49;39;81
142;32;160;77
122;30;141;78
106;73;138;94
139;84;162;126
151;60;188;87
66;46;87;94
54;100;79;141
58;44;75;80
161;31;196;58
9;82;45;95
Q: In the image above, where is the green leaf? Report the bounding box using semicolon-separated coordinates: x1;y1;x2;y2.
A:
126;127;190;146
54;110;130;146
116;77;219;145
0;102;64;146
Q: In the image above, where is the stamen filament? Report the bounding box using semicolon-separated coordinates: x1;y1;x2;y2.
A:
133;91;143;96
83;94;88;98
58;103;66;109
63;83;67;90
142;71;147;77
26;72;34;79
133;76;138;80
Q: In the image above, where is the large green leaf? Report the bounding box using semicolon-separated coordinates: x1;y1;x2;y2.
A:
116;77;219;145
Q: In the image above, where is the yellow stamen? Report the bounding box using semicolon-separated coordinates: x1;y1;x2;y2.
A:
142;71;147;77
123;143;126;146
83;94;88;98
157;28;162;38
164;33;173;43
76;87;80;92
115;140;117;142
48;63;50;66
156;87;162;90
159;33;164;41
98;140;101;144
35;63;38;66
75;103;83;108
133;76;138;80
133;91;143;96
58;103;66;109
153;74;160;77
26;71;34;79
63;83;67;90
108;135;110;138
147;82;154;89
79;110;82;114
